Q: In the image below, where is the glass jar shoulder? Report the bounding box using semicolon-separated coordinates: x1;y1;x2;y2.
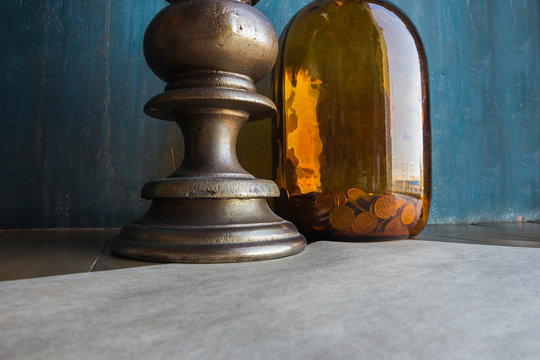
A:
282;0;425;51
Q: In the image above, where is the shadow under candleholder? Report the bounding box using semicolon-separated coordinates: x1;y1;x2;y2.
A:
111;0;306;263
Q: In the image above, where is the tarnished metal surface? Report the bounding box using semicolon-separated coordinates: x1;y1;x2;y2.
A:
111;0;305;263
145;0;276;83
141;178;279;199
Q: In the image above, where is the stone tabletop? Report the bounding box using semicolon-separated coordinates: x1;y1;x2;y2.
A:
1;239;540;359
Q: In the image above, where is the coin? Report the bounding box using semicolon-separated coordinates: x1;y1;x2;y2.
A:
355;194;376;211
384;216;409;237
346;187;367;201
315;191;338;213
394;196;408;209
329;206;355;231
331;190;347;206
372;195;397;219
352;211;379;234
400;203;416;225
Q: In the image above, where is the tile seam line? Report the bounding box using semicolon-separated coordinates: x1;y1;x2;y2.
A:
89;238;113;272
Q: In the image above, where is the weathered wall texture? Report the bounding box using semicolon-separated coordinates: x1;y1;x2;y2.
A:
1;0;538;228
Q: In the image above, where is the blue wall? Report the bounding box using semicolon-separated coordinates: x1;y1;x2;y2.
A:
1;0;539;228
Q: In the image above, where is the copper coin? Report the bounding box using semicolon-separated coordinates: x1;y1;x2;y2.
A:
347;188;367;201
329;206;355;231
315;191;338;213
400;204;417;225
384;216;409;237
331;190;347;206
372;195;397;219
352;211;379;234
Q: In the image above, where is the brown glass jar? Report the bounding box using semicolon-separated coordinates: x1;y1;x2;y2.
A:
272;0;431;241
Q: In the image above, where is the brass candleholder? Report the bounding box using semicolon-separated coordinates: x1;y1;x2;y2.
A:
111;0;306;262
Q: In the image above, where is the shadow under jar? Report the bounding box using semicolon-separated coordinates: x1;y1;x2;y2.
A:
272;0;431;241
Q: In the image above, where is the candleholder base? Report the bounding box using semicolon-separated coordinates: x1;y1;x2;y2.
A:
112;198;305;263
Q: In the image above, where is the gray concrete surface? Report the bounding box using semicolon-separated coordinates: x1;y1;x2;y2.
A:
1;240;540;359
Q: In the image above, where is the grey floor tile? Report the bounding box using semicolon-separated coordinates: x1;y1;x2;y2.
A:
0;228;116;281
474;222;540;241
2;223;539;281
91;240;160;272
419;223;540;248
2;240;540;360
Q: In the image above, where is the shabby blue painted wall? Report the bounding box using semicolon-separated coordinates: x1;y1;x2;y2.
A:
0;0;538;228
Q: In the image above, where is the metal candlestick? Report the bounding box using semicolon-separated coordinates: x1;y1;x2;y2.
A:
111;0;306;262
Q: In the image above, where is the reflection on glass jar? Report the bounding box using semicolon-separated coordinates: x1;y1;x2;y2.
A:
272;0;431;241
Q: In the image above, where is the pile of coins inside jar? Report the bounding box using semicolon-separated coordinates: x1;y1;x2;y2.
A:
279;188;424;240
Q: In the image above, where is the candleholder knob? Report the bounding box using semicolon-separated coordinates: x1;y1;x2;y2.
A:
144;0;275;84
111;0;306;262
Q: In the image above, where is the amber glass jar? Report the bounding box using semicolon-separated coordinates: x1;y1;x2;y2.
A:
272;0;431;241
